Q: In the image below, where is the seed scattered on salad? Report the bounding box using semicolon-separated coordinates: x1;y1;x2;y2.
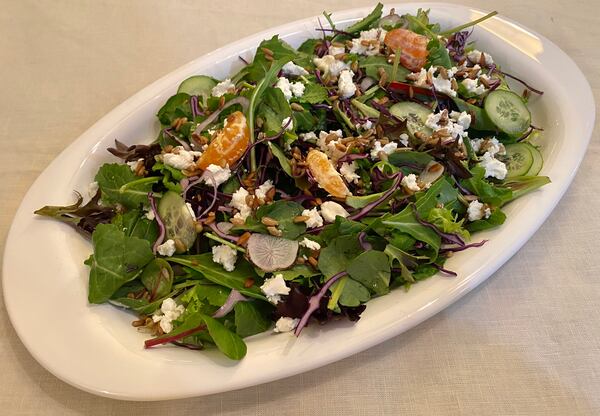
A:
34;3;550;360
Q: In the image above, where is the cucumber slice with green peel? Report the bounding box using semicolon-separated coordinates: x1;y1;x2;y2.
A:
503;143;534;178
484;90;531;136
389;101;433;139
177;75;217;97
157;191;197;253
524;143;543;175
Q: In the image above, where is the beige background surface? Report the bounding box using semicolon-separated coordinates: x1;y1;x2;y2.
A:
1;0;599;415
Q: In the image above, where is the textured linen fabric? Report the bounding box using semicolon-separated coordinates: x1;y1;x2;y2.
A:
1;0;599;414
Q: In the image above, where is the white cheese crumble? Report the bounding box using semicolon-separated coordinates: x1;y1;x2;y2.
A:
370;140;398;159
479;152;507;180
87;181;99;199
211;244;237;272
144;209;155;221
274;317;299;333
425;110;471;142
337;69;356;98
301;207;324;228
282;116;294;131
401;173;421;192
399;133;410;147
339;161;360;184
157;239;176;257
349;28;387;56
313;55;349;77
320;201;350;223
300;131;318;142
281;61;308;77
162;146;202;171
411;67;457;97
467;49;493;66
450;110;472;130
201;164;232;187
357;120;373;130
275;76;304;100
229;187;252;221
462;78;486;96
432;76;456;97
254;180;274;201
211;79;236;97
260;274;290;304
126;158;144;172
318;129;345;160
467;200;491;222
328;44;345;56
152;298;185;333
185;202;196;219
299;237;321;251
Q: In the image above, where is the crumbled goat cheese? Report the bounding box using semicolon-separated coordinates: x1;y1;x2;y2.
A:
201;164;232;187
399;133;410;147
87;181;99;199
157;239;176;257
211;79;236;97
162;146;202;171
274;317;299;333
358;120;373;130
126;158;144;172
339;161;360;184
467;49;493;66
301;131;318;142
479;152;507;180
328;44;345;56
337;69;356;98
401;174;421;192
254;180;274;201
425;111;470;141
301;207;324;228
299;237;321;251
152;298;185;333
467;200;485;221
411;67;457;97
320;201;350;223
462;78;486;96
260;274;290;304
450;111;472;130
144;209;155;221
282;116;294;131
313;55;349;77
370;140;398;159
432;76;457;97
349;28;387;56
276;77;304;100
411;67;436;87
185;202;196;219
318;129;345;159
211;244;237;272
229;187;252;221
281;61;308;77
470;137;505;156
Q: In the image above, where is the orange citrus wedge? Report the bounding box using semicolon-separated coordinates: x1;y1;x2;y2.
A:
197;111;249;170
306;149;351;198
384;28;429;72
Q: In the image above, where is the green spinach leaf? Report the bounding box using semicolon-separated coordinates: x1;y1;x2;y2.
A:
346;250;391;295
201;314;247;360
255;200;306;239
234;301;273;338
95;163;156;209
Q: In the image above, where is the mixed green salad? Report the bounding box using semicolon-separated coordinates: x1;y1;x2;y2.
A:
35;4;550;360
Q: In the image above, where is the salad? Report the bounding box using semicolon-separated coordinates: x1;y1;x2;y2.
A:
35;4;550;360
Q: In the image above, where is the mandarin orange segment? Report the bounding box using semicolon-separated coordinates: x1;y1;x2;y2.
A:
197;111;250;170
384;28;429;72
306;149;351;198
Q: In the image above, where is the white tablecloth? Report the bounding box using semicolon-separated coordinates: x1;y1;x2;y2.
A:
1;1;599;414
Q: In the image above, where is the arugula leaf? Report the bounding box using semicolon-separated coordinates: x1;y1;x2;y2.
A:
460;166;513;206
426;38;453;68
467;208;506;232
246;36;299;82
298;83;328;104
268;142;293;177
157;93;192;126
427;207;470;239
292;104;326;132
346;2;383;33
257;87;292;134
298;38;320;55
152;162;185;193
318;235;362;278
320;217;367;244
404;8;440;36
86;224;154;304
201;314;247;360
360;56;410;82
503;176;551;202
168;254;265;300
256;200;306;239
382;210;441;253
112;209;158;244
95;163;156;209
234;301;273;338
346;250;391;295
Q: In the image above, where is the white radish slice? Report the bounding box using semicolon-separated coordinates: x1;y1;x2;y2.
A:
246;234;298;272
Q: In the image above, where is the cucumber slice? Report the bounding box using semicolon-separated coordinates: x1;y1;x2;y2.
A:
389;101;433;139
524;143;543;175
177;75;217;97
157;191;197;253
484;90;531;136
503;143;534;178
